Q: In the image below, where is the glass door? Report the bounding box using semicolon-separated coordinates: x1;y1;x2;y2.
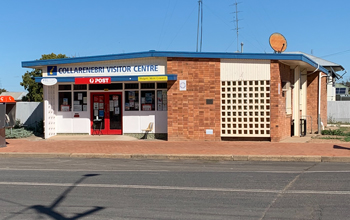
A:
91;92;122;135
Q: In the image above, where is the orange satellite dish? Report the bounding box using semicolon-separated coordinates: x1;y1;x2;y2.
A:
0;96;16;103
269;33;287;53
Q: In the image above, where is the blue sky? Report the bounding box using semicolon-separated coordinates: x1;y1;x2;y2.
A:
1;0;349;92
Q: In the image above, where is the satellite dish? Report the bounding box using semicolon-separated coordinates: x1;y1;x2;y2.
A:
269;33;287;53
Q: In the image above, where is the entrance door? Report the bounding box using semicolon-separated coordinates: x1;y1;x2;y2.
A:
91;92;122;135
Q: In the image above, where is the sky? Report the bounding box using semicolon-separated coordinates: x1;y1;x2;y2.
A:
1;0;349;92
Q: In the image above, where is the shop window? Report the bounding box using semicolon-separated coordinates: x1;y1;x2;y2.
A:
157;90;167;111
125;83;139;90
58;92;71;111
141;83;155;89
89;83;123;90
125;91;139;111
157;83;167;89
141;91;155;111
73;92;87;111
59;85;71;90
74;85;87;90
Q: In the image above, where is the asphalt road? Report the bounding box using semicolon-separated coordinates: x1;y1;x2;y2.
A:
0;158;350;220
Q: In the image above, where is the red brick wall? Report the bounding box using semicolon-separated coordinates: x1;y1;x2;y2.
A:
307;72;327;133
167;58;221;141
270;61;293;142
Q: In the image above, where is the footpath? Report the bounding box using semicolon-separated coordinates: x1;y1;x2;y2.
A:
1;135;350;162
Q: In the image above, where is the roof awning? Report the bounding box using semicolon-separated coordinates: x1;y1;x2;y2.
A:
35;74;177;83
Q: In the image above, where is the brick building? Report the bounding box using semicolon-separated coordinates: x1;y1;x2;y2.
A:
22;51;340;142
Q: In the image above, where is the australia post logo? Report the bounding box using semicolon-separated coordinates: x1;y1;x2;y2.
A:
47;66;57;76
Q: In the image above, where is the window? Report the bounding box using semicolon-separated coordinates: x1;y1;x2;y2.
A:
59;92;71;111
73;92;87;111
141;83;155;89
336;88;346;94
125;91;139;111
59;85;71;90
89;83;123;90
157;90;167;111
125;83;139;90
141;91;155;111
58;84;72;111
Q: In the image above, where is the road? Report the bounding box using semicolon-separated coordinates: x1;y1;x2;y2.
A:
0;158;350;220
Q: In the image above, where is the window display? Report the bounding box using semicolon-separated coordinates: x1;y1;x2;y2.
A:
73;92;87;111
157;90;167;111
125;91;139;111
141;91;155;111
59;92;71;111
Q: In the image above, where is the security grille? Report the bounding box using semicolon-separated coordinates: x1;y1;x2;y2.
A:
221;80;270;137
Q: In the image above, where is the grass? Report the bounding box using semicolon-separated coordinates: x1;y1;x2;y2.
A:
318;127;350;142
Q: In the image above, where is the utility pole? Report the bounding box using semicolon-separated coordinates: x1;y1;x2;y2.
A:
196;0;203;52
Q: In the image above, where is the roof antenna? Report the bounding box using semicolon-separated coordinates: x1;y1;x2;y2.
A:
196;0;203;52
232;0;242;52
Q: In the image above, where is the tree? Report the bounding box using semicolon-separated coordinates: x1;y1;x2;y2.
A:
0;88;7;94
20;53;68;101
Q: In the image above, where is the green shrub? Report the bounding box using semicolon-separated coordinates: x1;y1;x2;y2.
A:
5;128;33;139
321;129;346;136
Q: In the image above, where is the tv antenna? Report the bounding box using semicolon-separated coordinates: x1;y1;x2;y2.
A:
232;0;242;52
269;33;287;53
196;0;203;52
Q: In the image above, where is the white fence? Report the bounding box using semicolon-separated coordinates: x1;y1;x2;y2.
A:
15;102;43;127
328;101;350;123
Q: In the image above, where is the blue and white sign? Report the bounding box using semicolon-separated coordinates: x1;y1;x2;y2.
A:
46;64;161;76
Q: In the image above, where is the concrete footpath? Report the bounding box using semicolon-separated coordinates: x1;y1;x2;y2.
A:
1;135;350;162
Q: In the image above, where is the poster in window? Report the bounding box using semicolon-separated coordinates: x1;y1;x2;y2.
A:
113;95;118;100
63;98;68;105
162;90;167;111
83;97;87;104
141;97;146;104
99;96;104;103
113;100;118;107
158;103;163;111
73;105;82;111
142;104;152;111
83;105;87;111
74;101;80;105
129;100;134;107
99;103;104;110
61;105;70;111
109;100;114;111
94;103;98;110
94;109;98;116
78;93;83;100
145;93;152;103
125;103;130;110
98;110;104;117
115;107;119;115
135;102;139;109
129;91;135;100
157;91;162;103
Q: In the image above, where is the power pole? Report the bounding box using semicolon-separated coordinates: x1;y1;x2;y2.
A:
196;0;203;52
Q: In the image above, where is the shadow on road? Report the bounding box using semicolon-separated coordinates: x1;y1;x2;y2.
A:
2;174;105;220
333;145;350;150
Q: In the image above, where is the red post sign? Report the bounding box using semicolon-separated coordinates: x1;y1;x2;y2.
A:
75;77;111;84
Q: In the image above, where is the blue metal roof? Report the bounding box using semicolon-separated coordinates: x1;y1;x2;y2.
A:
22;50;329;74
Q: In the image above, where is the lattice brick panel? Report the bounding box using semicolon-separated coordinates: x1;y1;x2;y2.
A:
45;85;57;138
221;80;270;137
